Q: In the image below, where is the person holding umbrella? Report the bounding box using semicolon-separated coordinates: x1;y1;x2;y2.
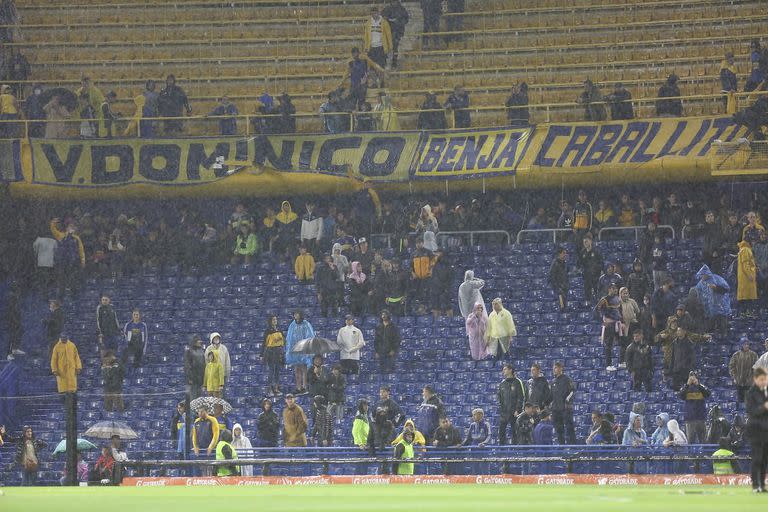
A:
337;315;366;375
285;310;315;395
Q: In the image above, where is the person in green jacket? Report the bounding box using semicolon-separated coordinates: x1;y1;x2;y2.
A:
215;429;239;477
232;223;259;265
393;430;415;475
352;399;370;449
712;437;738;475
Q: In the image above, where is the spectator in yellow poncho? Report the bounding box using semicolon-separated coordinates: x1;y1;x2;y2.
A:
51;333;82;393
737;241;758;311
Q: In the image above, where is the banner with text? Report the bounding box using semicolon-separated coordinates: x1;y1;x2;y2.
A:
18;116;748;197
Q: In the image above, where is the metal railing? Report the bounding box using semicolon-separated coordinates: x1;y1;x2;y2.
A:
598;224;676;241
516;228;573;244
369;230;512;249
119;444;747;477
681;224;705;241
0;89;765;141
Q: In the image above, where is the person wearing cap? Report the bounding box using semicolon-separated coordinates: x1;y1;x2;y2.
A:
678;372;711;444
257;398;280;447
730;339;759;407
485;298;517;361
282;394;308;447
656;74;683;117
204;333;231;395
51;332;82;394
337;315;366;375
0;83;19;138
605;82;634;120
98;90;121;138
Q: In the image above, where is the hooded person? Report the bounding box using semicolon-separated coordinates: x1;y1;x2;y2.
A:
664;419;688;446
231;423;253;476
706;405;731;444
257;398;280;447
184;335;206;400
352;399;371;449
737;241;758;311
486;298;517;360
285;310;315;394
391;419;426;450
273;200;299;256
622;411;648;446
332;243;351;282
205;332;231;381
650;412;671;446
423;231;438;252
695;264;731;334
465;301;488;361
348;261;370;317
458;270;486;318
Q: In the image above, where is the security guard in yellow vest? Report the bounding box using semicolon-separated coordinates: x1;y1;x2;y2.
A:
215;429;240;477
393;430;415;475
712;438;737;475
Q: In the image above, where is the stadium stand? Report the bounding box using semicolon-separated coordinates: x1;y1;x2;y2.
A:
0;189;762;484
3;0;766;132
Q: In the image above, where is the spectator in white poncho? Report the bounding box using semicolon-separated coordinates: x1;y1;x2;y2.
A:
231;423;253;476
458;270;485;318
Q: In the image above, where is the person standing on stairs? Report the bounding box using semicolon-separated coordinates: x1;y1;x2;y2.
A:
382;0;409;69
96;294;121;358
363;7;392;76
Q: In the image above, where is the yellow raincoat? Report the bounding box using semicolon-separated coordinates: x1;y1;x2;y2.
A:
51;339;82;393
737;241;758;301
391;419;426;448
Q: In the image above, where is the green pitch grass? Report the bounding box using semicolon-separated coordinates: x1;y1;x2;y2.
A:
2;485;767;512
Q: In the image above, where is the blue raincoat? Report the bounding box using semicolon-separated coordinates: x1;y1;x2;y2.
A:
694;265;731;317
285;319;315;367
650;412;670;446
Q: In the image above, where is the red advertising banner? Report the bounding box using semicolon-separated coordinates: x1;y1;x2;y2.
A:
122;474;752;487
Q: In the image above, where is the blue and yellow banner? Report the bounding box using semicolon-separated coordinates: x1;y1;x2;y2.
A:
10;116;750;198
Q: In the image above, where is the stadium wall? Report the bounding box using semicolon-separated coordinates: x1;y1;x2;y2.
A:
7;116;746;199
122;474;753;487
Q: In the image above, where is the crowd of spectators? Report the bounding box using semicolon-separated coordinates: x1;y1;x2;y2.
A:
2;17;767;138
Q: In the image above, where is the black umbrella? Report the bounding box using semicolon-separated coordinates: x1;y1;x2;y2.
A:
38;87;78;112
291;336;341;355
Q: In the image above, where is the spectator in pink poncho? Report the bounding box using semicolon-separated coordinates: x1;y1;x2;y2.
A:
465;301;488;360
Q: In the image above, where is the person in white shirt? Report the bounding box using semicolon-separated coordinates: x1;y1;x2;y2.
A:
32;235;58;291
337;315;366;375
300;202;323;255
